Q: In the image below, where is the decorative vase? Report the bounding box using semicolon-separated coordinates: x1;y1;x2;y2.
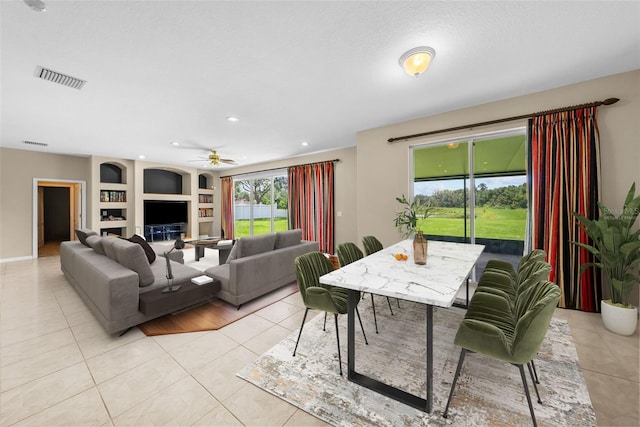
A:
601;300;638;336
413;230;428;265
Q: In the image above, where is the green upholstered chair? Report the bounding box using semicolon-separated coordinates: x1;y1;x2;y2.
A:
293;251;368;375
484;249;547;281
443;280;560;426
361;236;398;313
336;242;385;333
362;235;383;256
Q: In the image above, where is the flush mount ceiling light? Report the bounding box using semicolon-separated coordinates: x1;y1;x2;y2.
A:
399;46;436;77
226;116;239;122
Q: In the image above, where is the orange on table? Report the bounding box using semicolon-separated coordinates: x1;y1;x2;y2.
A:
394;253;408;261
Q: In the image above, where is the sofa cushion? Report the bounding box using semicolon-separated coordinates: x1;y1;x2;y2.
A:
112;238;155;287
128;234;156;264
236;233;277;258
75;228;98;247
101;236;120;262
86;235;105;255
275;229;302;249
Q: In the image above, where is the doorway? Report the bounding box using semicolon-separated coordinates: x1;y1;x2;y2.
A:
33;179;86;258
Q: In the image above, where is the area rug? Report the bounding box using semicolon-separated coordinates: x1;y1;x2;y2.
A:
138;283;298;336
238;299;595;426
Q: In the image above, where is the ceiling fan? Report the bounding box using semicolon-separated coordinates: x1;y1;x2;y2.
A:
190;149;237;166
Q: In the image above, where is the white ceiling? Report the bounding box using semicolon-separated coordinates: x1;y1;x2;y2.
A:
1;1;639;170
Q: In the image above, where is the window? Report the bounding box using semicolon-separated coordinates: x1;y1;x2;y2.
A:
233;171;288;237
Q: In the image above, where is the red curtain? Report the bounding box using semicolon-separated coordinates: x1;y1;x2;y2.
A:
529;107;601;311
220;176;234;239
288;161;334;253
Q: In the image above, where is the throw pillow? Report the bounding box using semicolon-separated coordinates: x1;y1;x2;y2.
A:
226;241;239;263
75;228;98;247
86;235;105;255
113;238;155;287
275;229;302;249
128;234;156;264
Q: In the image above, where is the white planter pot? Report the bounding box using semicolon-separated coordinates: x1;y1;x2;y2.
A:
601;300;638;336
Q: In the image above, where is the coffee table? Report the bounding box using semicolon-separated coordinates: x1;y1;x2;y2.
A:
187;238;233;263
139;278;221;316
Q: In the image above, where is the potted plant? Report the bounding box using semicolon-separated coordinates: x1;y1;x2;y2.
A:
394;195;432;264
573;182;640;336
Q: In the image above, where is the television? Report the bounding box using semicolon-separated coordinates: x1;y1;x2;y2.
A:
144;200;188;225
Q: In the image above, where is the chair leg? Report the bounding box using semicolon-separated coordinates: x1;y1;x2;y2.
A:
518;364;538;427
386;296;394;315
396;298;401;308
370;294;379;333
527;362;542;404
293;308;309;357
530;359;540;384
355;306;369;345
334;314;343;376
443;348;467;418
323;312;327;331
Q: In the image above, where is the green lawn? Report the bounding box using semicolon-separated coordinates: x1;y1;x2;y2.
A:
234;218;288;237
418;207;526;240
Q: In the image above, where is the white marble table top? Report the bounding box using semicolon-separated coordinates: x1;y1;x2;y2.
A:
320;240;485;307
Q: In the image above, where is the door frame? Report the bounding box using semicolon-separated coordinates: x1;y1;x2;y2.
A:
33;178;86;258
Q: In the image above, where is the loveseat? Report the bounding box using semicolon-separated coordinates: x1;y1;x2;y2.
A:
204;229;318;306
60;230;208;334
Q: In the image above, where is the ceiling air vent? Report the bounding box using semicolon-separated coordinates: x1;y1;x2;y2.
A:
23;140;48;147
35;66;86;90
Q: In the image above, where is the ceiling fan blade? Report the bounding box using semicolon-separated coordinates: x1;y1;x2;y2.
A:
220;159;237;164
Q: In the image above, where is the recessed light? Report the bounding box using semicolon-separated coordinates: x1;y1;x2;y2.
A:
138;155;146;159
226;116;239;122
170;142;180;146
301;141;309;146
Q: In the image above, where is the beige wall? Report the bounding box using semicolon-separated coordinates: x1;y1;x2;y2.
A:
357;69;640;304
0;148;90;260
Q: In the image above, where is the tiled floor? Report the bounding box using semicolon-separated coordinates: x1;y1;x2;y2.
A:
0;256;638;426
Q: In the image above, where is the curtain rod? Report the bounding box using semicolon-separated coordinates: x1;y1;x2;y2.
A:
220;158;340;178
387;97;620;144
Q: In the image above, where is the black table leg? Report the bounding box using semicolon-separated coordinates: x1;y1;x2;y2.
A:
426;305;433;413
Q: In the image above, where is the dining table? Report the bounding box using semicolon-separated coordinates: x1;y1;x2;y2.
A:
319;239;485;413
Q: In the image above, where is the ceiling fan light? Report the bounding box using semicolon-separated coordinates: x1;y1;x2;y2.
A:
399;46;436;77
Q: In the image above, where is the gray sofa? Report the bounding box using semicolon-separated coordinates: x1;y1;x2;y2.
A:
204;229;318;306
60;231;206;334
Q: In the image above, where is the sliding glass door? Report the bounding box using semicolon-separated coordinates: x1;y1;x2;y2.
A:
413;130;527;268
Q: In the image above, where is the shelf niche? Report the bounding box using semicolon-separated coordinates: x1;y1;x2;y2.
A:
144;169;183;194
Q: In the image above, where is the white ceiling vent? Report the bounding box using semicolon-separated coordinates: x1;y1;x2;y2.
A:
35;66;86;90
23;140;48;147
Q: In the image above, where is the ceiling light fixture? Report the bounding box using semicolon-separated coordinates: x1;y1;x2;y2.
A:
226;116;239;122
24;0;46;12
301;141;309;146
170;142;180;146
399;46;436;77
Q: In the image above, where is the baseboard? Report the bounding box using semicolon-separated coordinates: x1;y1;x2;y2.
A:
0;255;35;263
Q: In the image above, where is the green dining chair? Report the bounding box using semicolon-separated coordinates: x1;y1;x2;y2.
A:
443;280;560;426
293;251;368;375
362;235;398;313
336;242;384;333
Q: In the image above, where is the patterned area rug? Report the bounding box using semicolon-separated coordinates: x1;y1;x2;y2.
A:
238;298;595;426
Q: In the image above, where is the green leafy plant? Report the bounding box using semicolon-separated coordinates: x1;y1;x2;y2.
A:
394;194;432;238
572;182;640;308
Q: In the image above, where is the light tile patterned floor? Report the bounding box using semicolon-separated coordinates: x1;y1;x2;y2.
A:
0;255;638;426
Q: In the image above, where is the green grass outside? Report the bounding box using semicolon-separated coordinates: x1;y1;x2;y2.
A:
234;218;288;237
417;207;526;240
